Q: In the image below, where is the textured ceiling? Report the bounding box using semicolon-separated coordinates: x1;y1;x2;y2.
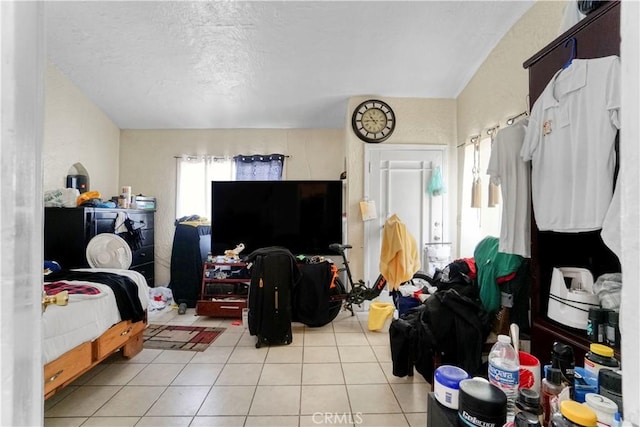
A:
45;1;534;130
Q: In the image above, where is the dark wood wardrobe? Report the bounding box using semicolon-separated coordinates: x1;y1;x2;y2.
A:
522;1;621;364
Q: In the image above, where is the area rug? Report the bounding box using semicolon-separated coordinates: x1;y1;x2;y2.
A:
143;324;225;351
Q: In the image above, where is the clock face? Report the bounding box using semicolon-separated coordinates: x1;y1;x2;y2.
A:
352;99;396;143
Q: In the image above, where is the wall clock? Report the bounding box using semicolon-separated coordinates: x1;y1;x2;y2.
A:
351;99;396;143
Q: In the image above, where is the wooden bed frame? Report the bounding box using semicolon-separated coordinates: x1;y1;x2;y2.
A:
44;315;147;400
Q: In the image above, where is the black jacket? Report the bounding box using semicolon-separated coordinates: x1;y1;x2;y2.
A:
390;284;490;382
45;270;145;322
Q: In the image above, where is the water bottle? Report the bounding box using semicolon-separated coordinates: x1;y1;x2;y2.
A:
489;334;520;423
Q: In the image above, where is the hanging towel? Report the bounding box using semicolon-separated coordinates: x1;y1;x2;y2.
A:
427;166;446;196
114;211;128;234
379;214;420;291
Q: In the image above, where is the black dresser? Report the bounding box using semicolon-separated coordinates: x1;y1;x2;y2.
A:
44;207;155;286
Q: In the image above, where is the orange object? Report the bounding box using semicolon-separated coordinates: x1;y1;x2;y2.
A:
329;264;338;289
76;191;101;206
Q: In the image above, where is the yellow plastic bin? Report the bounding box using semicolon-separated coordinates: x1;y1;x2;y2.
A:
368;302;395;331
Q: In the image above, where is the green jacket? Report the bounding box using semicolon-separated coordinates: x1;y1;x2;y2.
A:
474;236;523;313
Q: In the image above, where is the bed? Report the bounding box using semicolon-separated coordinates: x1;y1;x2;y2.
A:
43;268;150;399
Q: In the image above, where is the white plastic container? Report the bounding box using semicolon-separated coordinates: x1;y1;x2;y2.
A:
547;267;599;330
120;185;132;208
584;393;618;427
423;242;452;276
433;365;470;409
488;334;520;423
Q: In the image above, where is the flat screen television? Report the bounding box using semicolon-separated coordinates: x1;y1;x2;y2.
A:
211;180;343;255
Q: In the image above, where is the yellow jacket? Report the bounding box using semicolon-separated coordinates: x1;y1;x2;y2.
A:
379;214;420;291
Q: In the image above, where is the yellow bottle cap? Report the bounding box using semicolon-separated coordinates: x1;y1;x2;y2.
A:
560;400;597;427
590;343;614;358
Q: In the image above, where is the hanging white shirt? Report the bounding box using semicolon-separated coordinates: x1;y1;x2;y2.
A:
521;56;620;232
601;179;621;259
487;120;531;257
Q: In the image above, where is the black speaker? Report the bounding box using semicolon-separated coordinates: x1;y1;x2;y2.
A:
66;174;89;193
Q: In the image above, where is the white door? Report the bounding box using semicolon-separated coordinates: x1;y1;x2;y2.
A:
364;145;448;299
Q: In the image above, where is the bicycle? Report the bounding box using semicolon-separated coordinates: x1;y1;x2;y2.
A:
328;243;433;315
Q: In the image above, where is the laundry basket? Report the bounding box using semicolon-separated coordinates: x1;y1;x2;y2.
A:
423;242;452;276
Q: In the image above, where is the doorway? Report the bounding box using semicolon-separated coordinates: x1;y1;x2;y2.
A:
364;144;449;301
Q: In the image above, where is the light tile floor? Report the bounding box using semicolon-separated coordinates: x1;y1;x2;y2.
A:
44;308;429;427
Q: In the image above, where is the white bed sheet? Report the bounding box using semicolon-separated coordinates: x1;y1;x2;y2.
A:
43;268;150;364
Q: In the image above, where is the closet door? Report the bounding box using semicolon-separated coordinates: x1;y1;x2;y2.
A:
522;1;621;363
524;2;621;102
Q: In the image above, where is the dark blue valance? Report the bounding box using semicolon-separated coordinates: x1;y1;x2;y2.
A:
233;154;286;163
233;154;286;181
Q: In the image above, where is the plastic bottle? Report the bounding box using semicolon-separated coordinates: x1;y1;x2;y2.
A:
542;367;564;427
551;342;575;386
489;334;520;423
598;369;623;416
587;308;607;343
503;412;542;427
515;388;543;425
515;411;543;427
584;393;618;427
605;311;620;348
550;400;597;427
584;344;619;377
611;412;621;427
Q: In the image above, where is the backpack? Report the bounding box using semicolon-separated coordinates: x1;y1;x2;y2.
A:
293;260;346;327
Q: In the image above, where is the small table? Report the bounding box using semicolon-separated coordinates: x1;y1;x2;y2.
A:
427;393;457;427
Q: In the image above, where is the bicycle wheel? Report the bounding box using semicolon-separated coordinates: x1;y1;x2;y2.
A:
324;276;347;321
410;271;434;288
371;272;432;293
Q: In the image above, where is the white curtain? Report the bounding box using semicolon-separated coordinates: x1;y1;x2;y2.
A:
459;137;501;257
175;156;233;220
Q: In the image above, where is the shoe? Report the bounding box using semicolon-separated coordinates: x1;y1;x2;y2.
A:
178;303;187;315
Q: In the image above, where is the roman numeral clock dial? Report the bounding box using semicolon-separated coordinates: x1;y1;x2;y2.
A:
351;99;396;143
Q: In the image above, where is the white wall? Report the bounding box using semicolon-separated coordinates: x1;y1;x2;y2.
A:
344;96;457;281
43;63;120;196
119;129;343;286
455;0;565;256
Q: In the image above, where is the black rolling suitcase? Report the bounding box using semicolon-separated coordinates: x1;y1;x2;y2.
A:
246;247;300;348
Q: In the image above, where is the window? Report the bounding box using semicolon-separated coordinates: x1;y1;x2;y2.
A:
175;154;286;220
175;156;233;220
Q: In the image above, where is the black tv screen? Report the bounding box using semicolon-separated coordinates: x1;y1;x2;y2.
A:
211;180;343;255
